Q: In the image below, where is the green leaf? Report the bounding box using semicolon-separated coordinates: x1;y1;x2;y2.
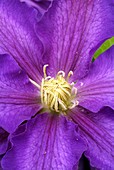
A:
92;36;114;62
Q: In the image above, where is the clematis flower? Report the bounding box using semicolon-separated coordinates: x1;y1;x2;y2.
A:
0;0;114;169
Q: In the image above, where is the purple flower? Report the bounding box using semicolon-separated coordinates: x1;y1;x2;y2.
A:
0;0;114;169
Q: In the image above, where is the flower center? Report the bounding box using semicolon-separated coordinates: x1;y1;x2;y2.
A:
40;65;78;113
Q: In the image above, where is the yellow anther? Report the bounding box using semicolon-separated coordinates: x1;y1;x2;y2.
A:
67;71;73;81
57;71;65;77
41;66;78;113
45;76;52;80
43;64;48;78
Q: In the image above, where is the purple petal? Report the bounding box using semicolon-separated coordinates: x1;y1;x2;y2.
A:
0;127;9;155
36;0;114;78
76;47;114;112
0;0;44;83
71;107;114;170
0;54;41;133
2;113;86;170
20;0;53;17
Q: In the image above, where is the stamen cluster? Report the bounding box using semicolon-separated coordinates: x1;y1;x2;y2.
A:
41;65;78;113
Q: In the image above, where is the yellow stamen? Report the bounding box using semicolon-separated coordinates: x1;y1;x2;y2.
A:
66;71;73;81
40;65;78;113
57;71;65;77
29;78;40;89
43;64;48;78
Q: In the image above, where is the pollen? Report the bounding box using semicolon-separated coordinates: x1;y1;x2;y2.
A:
40;65;78;113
